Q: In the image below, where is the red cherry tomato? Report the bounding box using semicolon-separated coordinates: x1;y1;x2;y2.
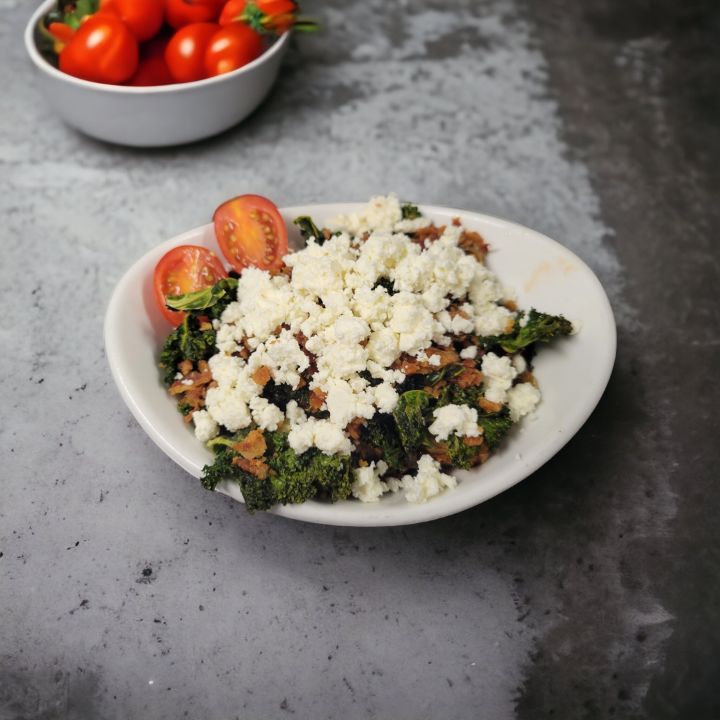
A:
99;0;164;42
164;0;224;30
204;23;263;77
126;56;175;85
218;0;246;25
213;195;288;272
126;33;174;85
59;14;139;84
219;0;297;25
165;22;218;83
153;245;228;326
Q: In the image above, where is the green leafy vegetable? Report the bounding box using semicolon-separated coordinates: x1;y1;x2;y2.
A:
177;403;194;416
394;390;434;454
477;408;513;451
200;430;354;514
360;414;406;470
401;203;421;220
165;278;238;318
478;309;572;353
158;314;216;386
443;435;477;470
293;216;324;244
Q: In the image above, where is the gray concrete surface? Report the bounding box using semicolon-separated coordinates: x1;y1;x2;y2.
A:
2;0;719;718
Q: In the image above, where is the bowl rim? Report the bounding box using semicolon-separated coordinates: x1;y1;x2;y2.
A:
24;0;292;94
104;201;618;527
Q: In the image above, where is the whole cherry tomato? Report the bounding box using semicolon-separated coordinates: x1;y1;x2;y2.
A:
165;22;218;83
218;0;246;26
99;0;165;42
204;23;263;77
126;33;174;86
213;195;288;272
59;14;138;84
164;0;224;30
153;245;228;326
126;56;175;86
219;0;299;32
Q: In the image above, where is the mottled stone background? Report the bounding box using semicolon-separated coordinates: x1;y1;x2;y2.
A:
2;0;719;718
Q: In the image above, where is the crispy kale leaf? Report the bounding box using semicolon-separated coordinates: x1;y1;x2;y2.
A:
478;309;572;353
201;437;239;491
165;277;238;320
477;407;513;451
401;203;421;220
200;430;353;514
444;435;477;470
360;413;406;470
158;278;240;385
158;314;216;386
293;216;324;244
393;390;434;454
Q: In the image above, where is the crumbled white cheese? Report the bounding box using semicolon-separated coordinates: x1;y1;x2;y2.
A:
351;460;389;503
481;352;517;404
394;216;431;233
193;410;219;444
506;382;541;422
284;400;307;428
325;193;403;236
373;382;399;413
428;404;481;441
511;354;527;374
402;455;457;504
249;396;284;431
287;417;353;456
199;194;564;500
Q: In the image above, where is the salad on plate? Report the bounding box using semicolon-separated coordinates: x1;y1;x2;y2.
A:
152;194;575;514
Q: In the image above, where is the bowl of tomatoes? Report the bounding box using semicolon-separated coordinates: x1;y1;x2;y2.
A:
24;0;303;147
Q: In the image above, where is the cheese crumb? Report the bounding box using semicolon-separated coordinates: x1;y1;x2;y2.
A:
193;410;219;444
351;460;389;503
428;404;481;441
402;455;456;504
481;352;517;404
506;382;541;422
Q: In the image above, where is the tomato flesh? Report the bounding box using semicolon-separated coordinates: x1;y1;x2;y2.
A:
213;195;288;272
153;245;228;326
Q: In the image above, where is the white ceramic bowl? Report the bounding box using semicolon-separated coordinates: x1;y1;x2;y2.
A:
105;203;616;526
24;0;290;147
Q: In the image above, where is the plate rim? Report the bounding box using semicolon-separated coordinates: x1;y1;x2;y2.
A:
105;202;617;526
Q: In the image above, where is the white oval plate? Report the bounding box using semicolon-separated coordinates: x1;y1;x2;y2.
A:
105;203;616;526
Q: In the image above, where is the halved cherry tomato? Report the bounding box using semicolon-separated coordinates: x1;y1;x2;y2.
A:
59;14;139;84
164;0;225;30
204;23;263;77
213;195;288;272
165;22;219;83
100;0;165;42
153;245;228;326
